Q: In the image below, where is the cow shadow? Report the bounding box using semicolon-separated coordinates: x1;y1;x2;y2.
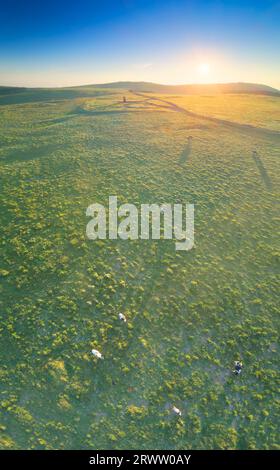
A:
178;136;193;164
252;150;272;190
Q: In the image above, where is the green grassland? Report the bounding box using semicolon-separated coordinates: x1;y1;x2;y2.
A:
0;87;279;449
156;93;280;131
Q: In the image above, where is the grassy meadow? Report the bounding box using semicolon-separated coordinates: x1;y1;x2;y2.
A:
157;93;280;131
0;86;279;449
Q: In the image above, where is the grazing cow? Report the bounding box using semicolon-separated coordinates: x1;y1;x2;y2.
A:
91;349;104;359
172;406;182;416
233;361;243;375
118;313;127;322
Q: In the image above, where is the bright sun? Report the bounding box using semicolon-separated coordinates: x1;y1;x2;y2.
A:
198;63;210;75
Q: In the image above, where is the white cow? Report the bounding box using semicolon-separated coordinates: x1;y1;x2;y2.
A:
172;406;182;416
91;349;103;359
118;313;127;322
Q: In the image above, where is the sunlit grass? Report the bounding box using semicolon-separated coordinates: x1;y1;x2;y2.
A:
156;93;280;131
0;89;279;450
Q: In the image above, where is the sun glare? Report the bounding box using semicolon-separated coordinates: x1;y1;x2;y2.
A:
198;63;210;75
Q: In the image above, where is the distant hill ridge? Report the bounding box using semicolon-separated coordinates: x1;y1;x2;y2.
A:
87;81;280;96
0;81;279;96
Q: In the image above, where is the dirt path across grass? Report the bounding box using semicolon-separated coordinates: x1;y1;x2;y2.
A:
132;91;280;139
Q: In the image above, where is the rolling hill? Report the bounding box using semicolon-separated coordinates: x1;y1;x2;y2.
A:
0;82;279;108
87;81;280;96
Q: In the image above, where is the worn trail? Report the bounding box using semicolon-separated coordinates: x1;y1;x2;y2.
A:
133;91;280;139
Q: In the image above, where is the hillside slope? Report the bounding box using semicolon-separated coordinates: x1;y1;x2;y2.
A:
89;81;280;96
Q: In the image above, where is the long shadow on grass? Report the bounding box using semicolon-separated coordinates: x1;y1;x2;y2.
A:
0;89;109;106
178;137;193;164
252;150;273;190
132;242;168;319
1;144;59;163
76;107;129;116
38;115;75;127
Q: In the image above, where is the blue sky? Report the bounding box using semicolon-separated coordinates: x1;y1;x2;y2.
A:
0;0;279;87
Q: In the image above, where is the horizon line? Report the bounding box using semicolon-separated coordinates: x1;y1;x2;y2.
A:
0;80;279;92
